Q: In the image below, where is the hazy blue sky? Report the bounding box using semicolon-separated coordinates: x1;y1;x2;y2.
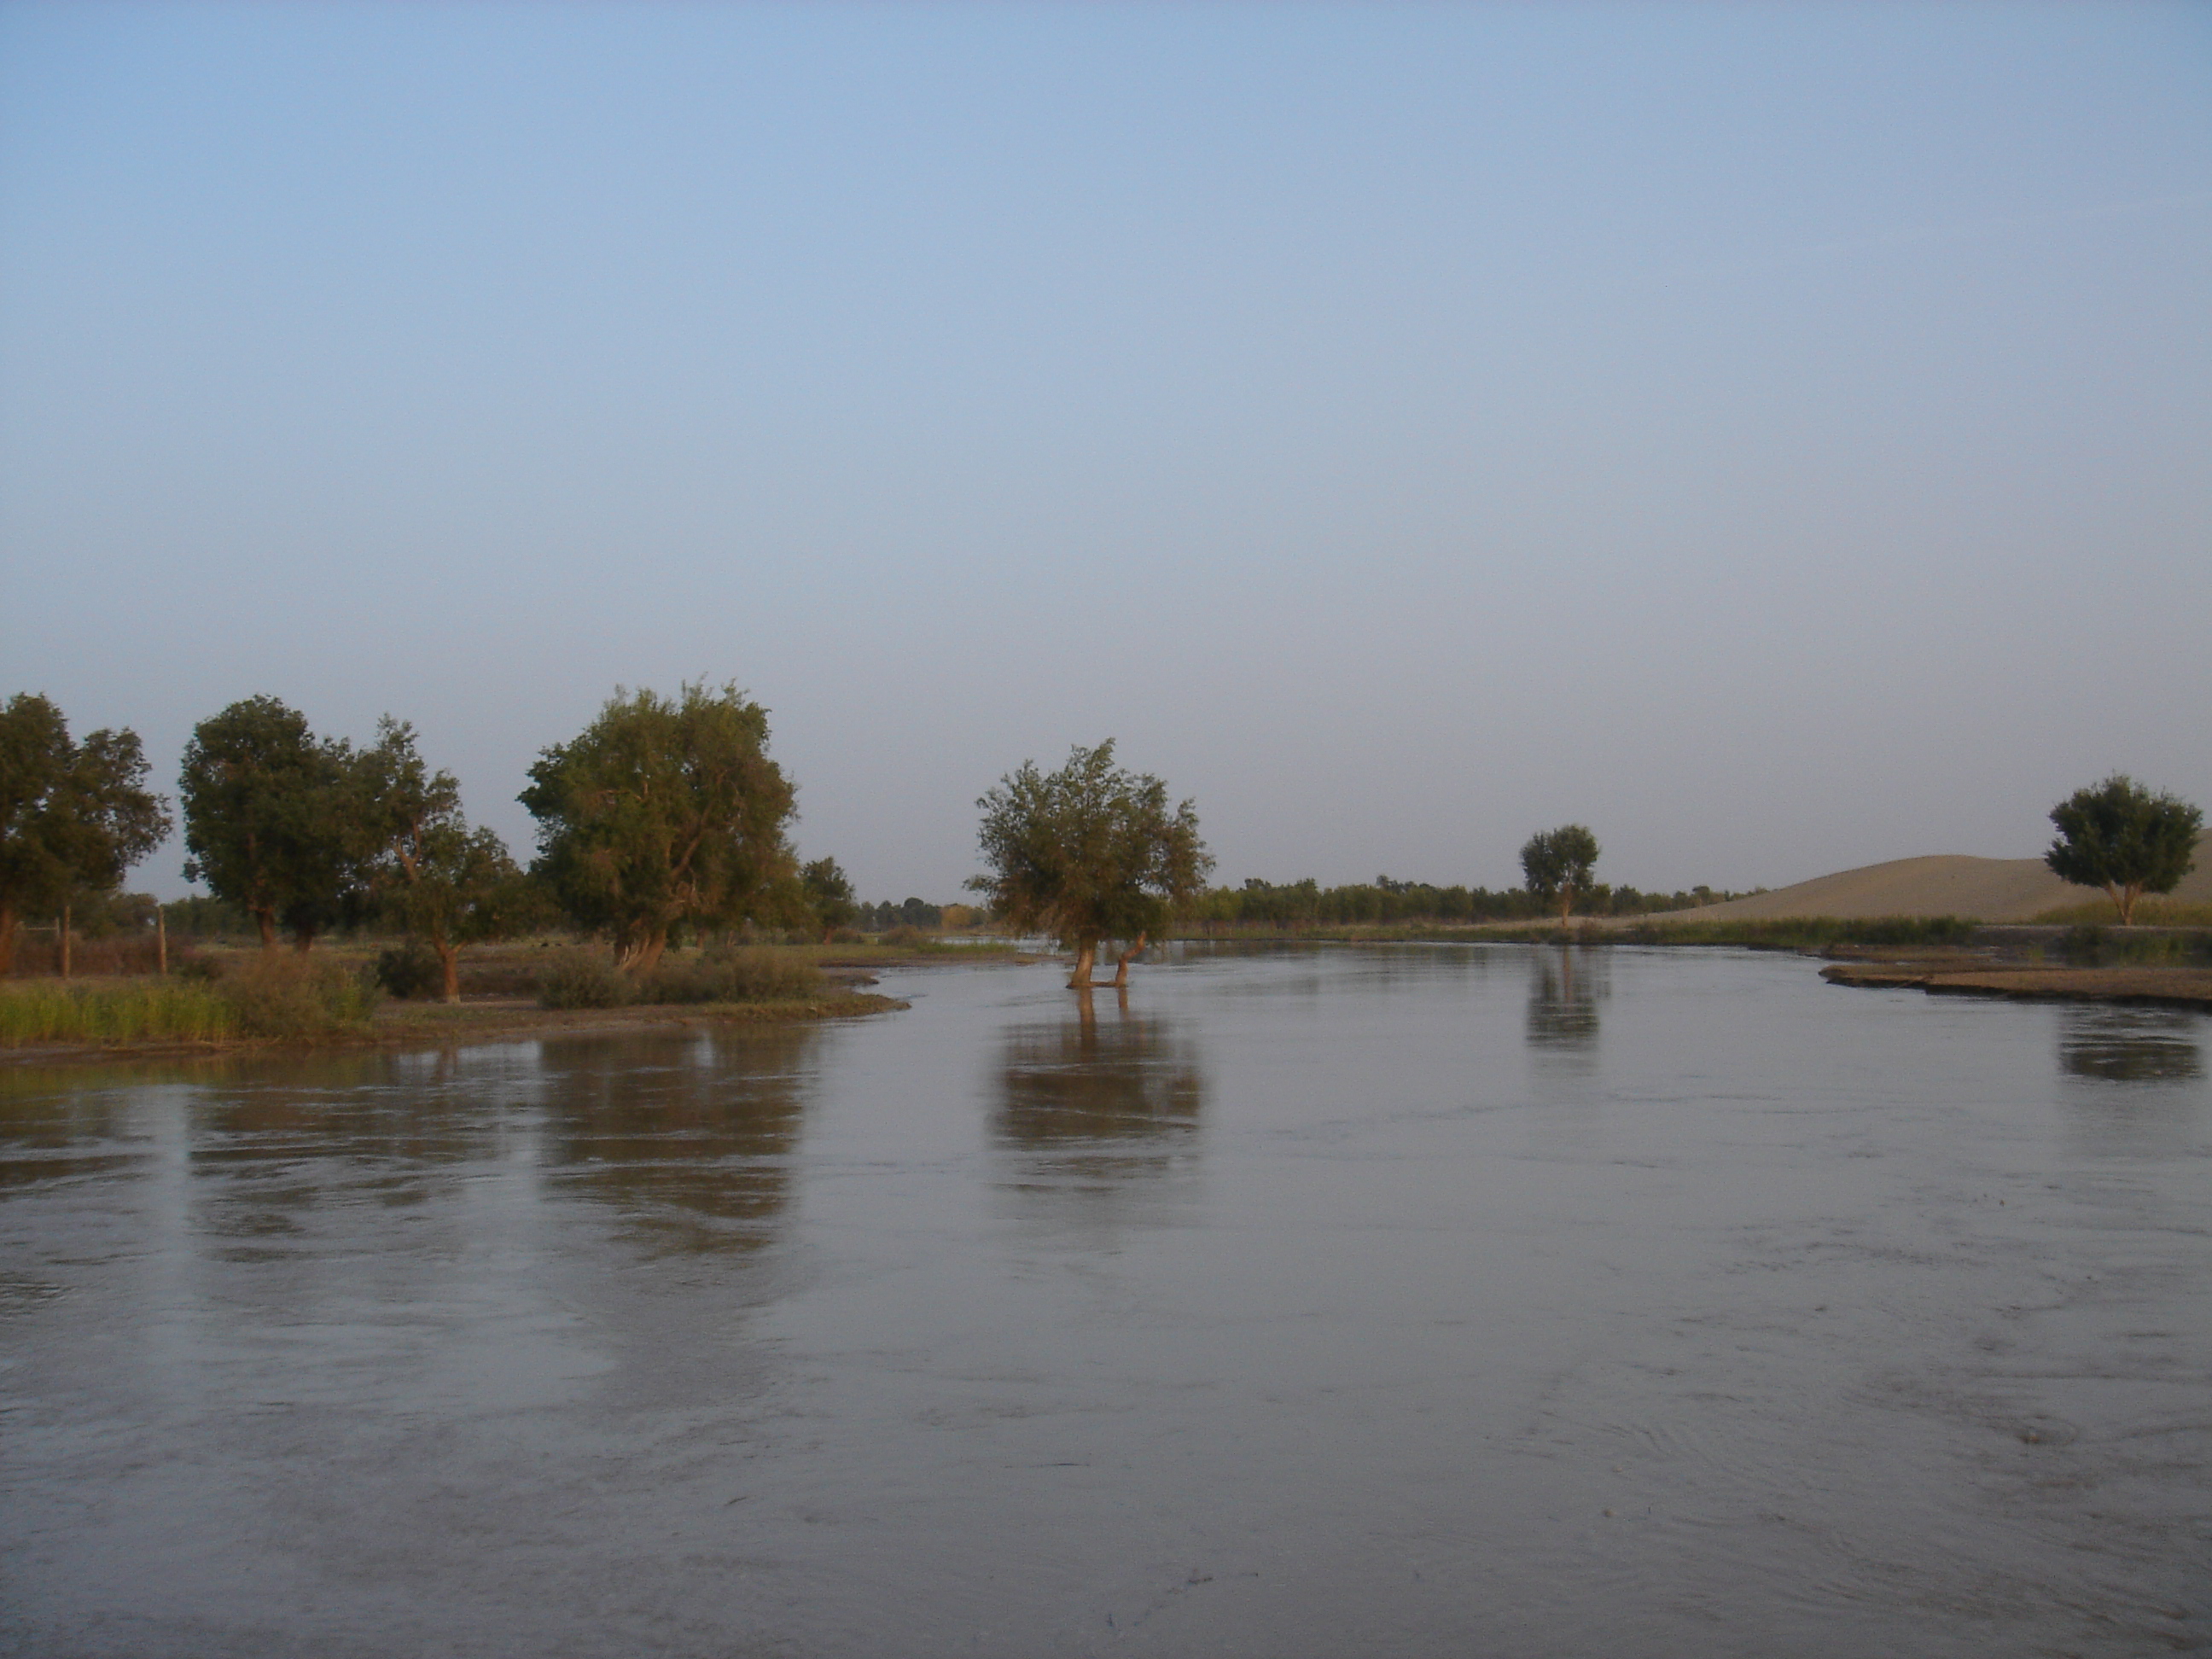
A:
3;3;2207;903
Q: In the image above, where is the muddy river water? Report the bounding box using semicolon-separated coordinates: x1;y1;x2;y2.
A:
3;945;2207;1656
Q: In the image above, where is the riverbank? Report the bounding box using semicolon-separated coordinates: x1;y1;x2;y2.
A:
0;988;910;1068
1819;957;2212;1012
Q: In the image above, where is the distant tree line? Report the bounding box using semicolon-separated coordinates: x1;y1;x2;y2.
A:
1185;873;1739;931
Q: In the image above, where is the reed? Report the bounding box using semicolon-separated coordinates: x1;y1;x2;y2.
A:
0;981;241;1046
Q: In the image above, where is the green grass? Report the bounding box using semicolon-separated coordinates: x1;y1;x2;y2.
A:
2030;897;2212;928
1619;916;1979;950
0;981;242;1046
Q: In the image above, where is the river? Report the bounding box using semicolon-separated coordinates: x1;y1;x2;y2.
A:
3;944;2206;1656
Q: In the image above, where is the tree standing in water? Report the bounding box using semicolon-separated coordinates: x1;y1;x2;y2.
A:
2045;775;2201;925
970;739;1212;989
1521;824;1602;925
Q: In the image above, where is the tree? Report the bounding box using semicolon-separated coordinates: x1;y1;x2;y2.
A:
355;718;527;1002
179;696;356;950
1521;824;1602;924
2045;775;2202;925
521;682;797;972
0;694;170;974
800;857;857;943
969;739;1213;989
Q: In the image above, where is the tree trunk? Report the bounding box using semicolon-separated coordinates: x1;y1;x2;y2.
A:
0;905;15;976
624;928;669;975
2112;882;2139;927
1109;933;1148;988
435;937;460;1004
292;922;317;952
254;907;277;951
156;907;167;976
1067;938;1097;989
60;905;71;980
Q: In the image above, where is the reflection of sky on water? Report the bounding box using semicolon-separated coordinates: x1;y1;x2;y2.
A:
988;991;1207;1237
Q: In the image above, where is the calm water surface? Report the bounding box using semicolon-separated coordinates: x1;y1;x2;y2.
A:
3;946;2207;1657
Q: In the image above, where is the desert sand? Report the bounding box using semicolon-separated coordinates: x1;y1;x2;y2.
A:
1655;831;2212;923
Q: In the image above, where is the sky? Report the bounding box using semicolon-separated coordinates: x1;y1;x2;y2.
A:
3;2;2207;905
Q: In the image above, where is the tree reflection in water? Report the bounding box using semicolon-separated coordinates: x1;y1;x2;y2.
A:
183;1051;530;1253
990;989;1207;1235
2058;1007;2205;1084
1525;945;1605;1055
537;1027;819;1256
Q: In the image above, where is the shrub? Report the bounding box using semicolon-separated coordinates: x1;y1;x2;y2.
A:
374;940;445;999
637;946;824;1005
538;949;633;1010
218;953;380;1038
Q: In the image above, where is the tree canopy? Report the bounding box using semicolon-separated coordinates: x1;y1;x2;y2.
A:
2044;775;2201;925
179;696;358;949
0;694;170;972
1520;824;1602;923
521;682;797;971
355;718;527;1000
800;857;858;942
969;739;1212;987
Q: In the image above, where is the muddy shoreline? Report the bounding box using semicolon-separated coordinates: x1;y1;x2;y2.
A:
1820;956;2212;1011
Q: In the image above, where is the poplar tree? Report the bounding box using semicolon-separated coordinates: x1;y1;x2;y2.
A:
1521;824;1602;924
969;740;1212;989
521;683;797;972
0;694;170;973
2045;775;2201;925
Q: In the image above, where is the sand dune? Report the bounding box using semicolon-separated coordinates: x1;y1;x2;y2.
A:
1655;832;2212;923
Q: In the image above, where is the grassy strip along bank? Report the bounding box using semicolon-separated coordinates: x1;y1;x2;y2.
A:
3;942;912;1060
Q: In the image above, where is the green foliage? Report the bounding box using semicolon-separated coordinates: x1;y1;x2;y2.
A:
0;981;238;1045
638;946;826;1004
969;739;1213;985
217;953;381;1036
1521;825;1602;922
521;682;797;972
160;894;256;938
536;948;636;1010
0;693;170;970
355;717;527;998
1616;915;1976;950
2045;775;2202;925
179;696;357;949
859;897;943;931
1;954;380;1045
374;939;445;999
800;858;859;940
2057;923;2212;967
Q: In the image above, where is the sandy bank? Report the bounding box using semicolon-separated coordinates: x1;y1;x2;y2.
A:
1821;959;2212;1011
1644;831;2212;923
